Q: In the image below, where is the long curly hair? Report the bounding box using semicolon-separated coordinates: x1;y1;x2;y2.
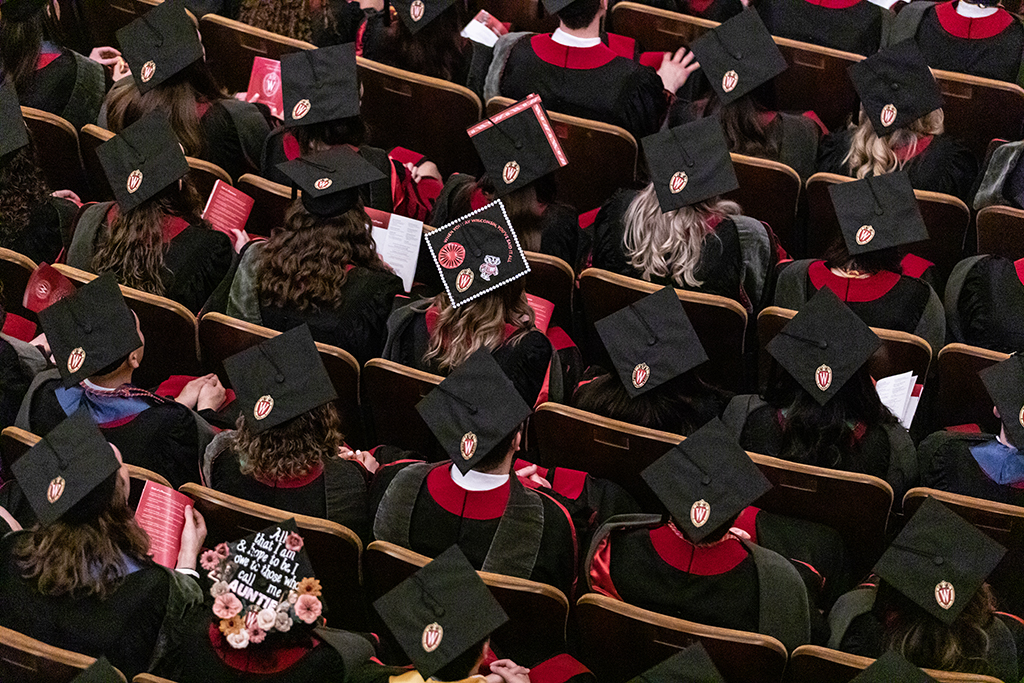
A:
843;107;944;180
233;402;344;481
0;144;51;247
237;0;314;41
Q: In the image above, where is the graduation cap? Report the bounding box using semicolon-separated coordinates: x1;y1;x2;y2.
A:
417;348;533;474
848;40;943;137
467;93;568;199
594;286;708;398
0;0;47;21
641;116;739;213
95;110;190;212
424;199;531;308
979;354;1024;449
276;146;386;217
641;418;772;543
874;497;1005;625
374;545;509;681
116;0;204;94
828;172;928;255
23;263;76;313
70;657;125;683
541;0;579;14
689;10;788;106
766;287;881;406
11;410;121;526
391;0;457;34
849;651;936;683
222;325;338;434
281;43;360;127
627;643;726;683
0;80;29;158
38;273;141;388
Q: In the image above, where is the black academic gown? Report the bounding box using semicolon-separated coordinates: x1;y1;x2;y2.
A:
946;256;1024;354
757;0;884;55
20;48;106;131
2;196;79;266
914;2;1024;84
918;430;1024;507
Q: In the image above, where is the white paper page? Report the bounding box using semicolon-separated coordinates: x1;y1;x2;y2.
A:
461;18;500;47
901;378;922;429
875;371;914;425
374;214;423;292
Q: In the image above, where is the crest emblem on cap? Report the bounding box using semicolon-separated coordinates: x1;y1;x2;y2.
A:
410;0;425;21
47;476;66;504
855;225;875;246
935;580;955;610
438;243;465;269
722;70;739;93
690;499;710;527
140;60;156;83
460;432;477;460
254;395;275;420
455;268;474;292
421;622;443;652
1019;405;1024;429
880;104;897;128
127;170;143;194
67;347;86;374
670;171;688;194
815;364;832;392
502;161;520;185
292;99;311;121
263;71;280;96
314;178;332;191
632;362;650;389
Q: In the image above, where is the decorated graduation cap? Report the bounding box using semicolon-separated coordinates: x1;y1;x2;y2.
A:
38;273;141;388
0;80;29;158
595;286;708;398
627;643;726;683
689;10;787;106
116;0;204;94
23;263;76;313
0;0;48;21
417;348;533;474
766;287;881;406
95;110;190;212
281;43;360;127
70;657;125;683
424;199;530;308
222;324;338;434
828;172;928;255
642;116;739;213
979;354;1024;448
874;497;1005;625
11;409;120;526
850;651;935;683
391;0;457;33
276;146;386;217
847;40;943;136
467;93;568;198
374;545;508;680
641;418;771;543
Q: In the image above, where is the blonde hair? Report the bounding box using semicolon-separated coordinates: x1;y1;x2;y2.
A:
622;184;742;288
843;107;945;179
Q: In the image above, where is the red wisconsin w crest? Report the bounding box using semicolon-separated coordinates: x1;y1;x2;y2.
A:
67;347;86;374
815;364;832;392
631;362;650;389
421;622;443;652
502;161;520;184
47;476;66;504
254;395;275;420
880;103;897;127
669;171;688;194
855;225;875;246
935;580;955;610
455;268;474;292
410;0;425;21
127;170;143;194
721;70;738;93
690;499;710;528
460;432;477;460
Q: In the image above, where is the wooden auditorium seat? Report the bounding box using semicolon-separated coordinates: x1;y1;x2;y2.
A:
935;343;1008;432
198;15;314;94
79;124;116;202
726;154;802;254
0;247;39;326
79;0;159;58
0;625;127;683
476;0;560;33
976;205;1024;260
21;107;87;199
132;675;179;683
771;37;862;132
186;157;231;201
933;69;1024;164
607;2;716;52
359;358;442;453
524;251;575;331
785;645;1004;683
236;174;293;238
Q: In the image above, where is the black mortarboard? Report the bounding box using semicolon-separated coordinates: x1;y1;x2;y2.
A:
276;146;385;217
467;93;568;199
424;200;531;308
0;0;47;21
116;0;204;94
689;10;787;106
223;325;338;434
391;0;457;34
38;274;141;388
874;497;1005;625
848;40;943;137
374;545;508;680
642;116;739;213
642;418;771;543
828;172;928;255
595;286;708;398
766;287;881;406
96;110;190;211
70;657;125;683
627;643;726;683
12;410;120;526
850;651;935;683
417;348;533;474
281;43;359;127
542;0;579;14
979;355;1024;449
0;80;29;158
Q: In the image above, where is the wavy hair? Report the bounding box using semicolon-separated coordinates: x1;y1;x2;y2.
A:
237;0;313;41
0;144;51;247
843;107;944;180
233;402;344;481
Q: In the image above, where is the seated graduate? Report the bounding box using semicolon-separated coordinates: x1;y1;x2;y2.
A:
627;643;728;683
591;116;781;313
204;325;371;541
722;288;918;502
15;274;220;490
817;42;978;203
0;305;35;430
854;651;965;682
68;110;233;314
828;499;1021;681
0;411;206;678
945;255;1024;354
773;171;946;354
756;0;886;56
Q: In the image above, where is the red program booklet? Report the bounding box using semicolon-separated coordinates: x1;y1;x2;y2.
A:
135;481;194;569
202;180;254;237
246;56;283;120
526;293;554;335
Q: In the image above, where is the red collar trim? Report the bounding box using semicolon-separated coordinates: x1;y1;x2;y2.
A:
649;524;748;575
105;202;191;242
808;260;901;302
207;624;315;673
470;187;489;211
1015;258;1024;287
426;464;510;520
936;1;1013;39
283;131;301;161
802;0;864;9
253;462;324;489
603;32;636;60
900;253;934;279
532;34;619;70
196;101;212;119
36;52;60;70
893;135;933;163
759;111;779;126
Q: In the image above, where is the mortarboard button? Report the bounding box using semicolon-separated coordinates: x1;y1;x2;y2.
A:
934;556;944;566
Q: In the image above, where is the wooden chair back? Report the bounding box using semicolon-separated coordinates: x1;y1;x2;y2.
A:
79;124;117;201
976;205;1024;260
357;57;482;178
725;153;801;254
0;625;126;683
607;2;716;52
935;343;1008;432
524;251;574;331
785;645;1004;683
486;96;638;212
578;268;748;392
359;358;442;454
197;312;364;447
933;69;1024;164
574;594;788;683
0;248;39;327
198;15;314;93
476;0;559;33
132;675;179;683
79;0;159;58
236;174;293;238
179;483;366;629
771;38;863;132
186;157;231;202
22;107;87;199
52;265;201;388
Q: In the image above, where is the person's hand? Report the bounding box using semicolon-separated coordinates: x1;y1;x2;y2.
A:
407;160;442;184
486;660;532;683
515;463;551;489
29;332;53;363
177;506;207;571
339;446;380;474
89;46;122;67
657;47;701;94
197;375;227;412
224;227;252;253
175;374;216;409
51;189;82;205
112;57;132;81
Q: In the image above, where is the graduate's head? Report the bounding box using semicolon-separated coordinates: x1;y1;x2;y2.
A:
89;311;146;384
551;0;604;30
0;81;52;244
294;116;368;154
0;0;63;93
980;355;1024;450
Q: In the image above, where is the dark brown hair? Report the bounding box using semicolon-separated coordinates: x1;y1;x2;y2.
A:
233;402;344;481
366;4;467;82
0;143;51;247
0;3;63;94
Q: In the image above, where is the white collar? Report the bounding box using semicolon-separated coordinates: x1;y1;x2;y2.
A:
82;378;117;393
551;28;602;48
450;465;509;491
956;1;998;17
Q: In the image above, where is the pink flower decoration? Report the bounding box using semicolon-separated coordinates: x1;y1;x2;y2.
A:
284;532;304;552
215;542;231;557
213;592;243;620
200;550;221;571
294;594;322;624
247;626;266;644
